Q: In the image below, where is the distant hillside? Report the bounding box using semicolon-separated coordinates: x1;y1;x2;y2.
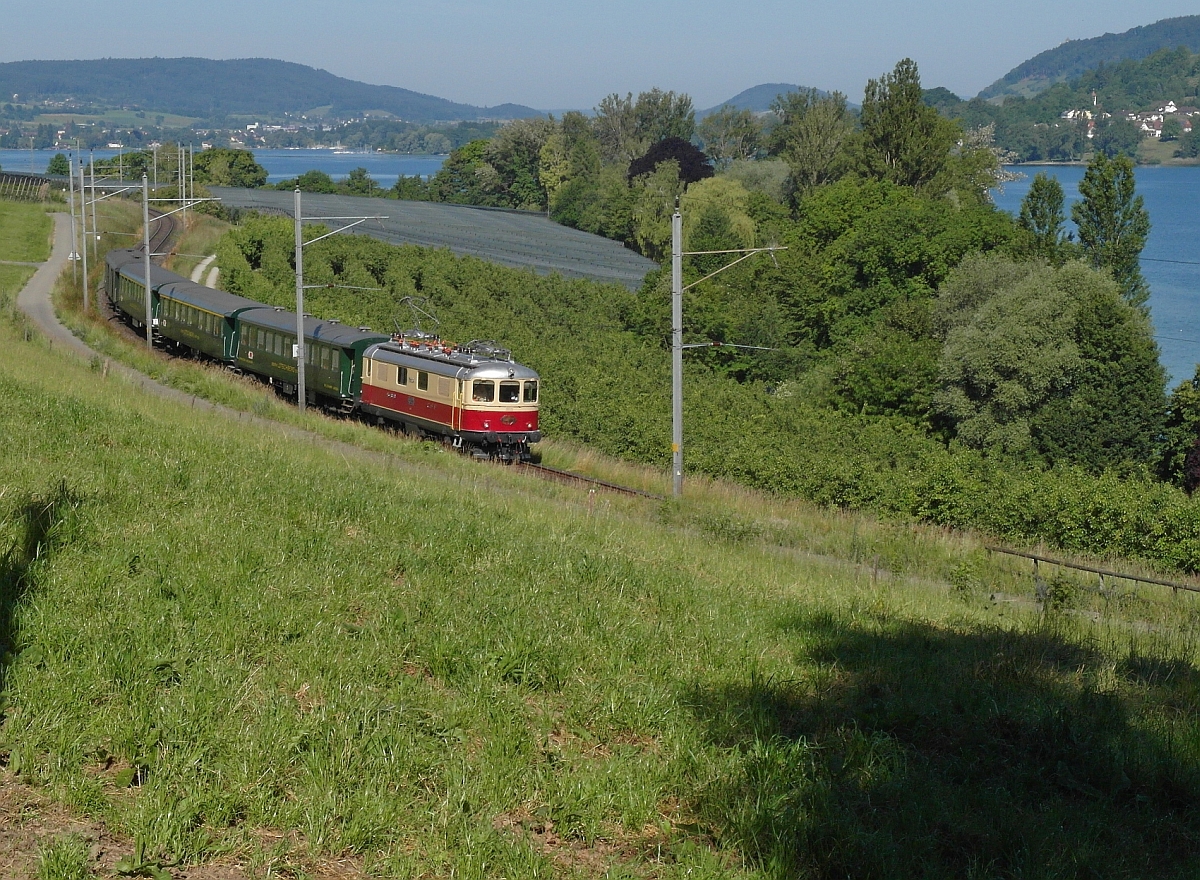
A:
979;15;1200;100
0;58;542;123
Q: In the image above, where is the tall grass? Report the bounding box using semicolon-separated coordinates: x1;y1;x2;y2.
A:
6;231;1200;876
0;200;52;262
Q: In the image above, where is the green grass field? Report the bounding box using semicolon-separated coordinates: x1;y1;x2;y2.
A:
8;206;1200;877
0;201;52;263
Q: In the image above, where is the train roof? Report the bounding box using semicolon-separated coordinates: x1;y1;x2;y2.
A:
157;278;265;317
367;339;539;380
238;307;390;348
107;249;190;290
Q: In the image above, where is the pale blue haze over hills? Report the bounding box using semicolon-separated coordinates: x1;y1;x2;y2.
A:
2;0;1197;110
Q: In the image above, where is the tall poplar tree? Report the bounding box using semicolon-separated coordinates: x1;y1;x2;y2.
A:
1017;172;1067;262
856;59;959;189
1071;151;1150;309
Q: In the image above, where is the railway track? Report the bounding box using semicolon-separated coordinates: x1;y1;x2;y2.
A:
515;462;664;501
146;207;176;260
102;217;656;502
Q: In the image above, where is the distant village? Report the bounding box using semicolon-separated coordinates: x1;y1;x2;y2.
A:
1061;93;1197;139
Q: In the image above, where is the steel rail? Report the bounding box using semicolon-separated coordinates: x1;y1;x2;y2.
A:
515;462;664;501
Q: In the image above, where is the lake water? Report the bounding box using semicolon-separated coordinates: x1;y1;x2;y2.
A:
0;148;446;188
993;165;1200;387
250;150;445;187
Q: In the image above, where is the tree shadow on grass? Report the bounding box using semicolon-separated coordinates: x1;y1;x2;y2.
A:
688;611;1200;879
0;481;81;696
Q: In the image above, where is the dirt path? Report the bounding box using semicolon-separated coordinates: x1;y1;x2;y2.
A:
15;215;426;480
190;253;217;283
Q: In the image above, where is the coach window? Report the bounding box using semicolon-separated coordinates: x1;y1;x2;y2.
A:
417;371;429;392
472;380;494;402
523;380;538;403
499;381;520;403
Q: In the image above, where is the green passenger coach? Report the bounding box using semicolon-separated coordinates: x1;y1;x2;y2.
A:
157;279;265;362
235;308;389;410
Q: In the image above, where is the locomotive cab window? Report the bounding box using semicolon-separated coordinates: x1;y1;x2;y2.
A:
524;381;538;403
499;381;520;403
472;380;495;402
417;371;429;392
398;366;408;386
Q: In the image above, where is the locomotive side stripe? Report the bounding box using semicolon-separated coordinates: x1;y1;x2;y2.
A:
361;383;456;427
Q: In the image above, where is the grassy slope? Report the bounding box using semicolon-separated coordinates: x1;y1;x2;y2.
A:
0;200;52;263
8;212;1200;878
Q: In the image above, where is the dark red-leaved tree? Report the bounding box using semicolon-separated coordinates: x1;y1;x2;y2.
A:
627;137;714;184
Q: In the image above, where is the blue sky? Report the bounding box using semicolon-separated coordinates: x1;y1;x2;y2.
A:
3;1;1197;110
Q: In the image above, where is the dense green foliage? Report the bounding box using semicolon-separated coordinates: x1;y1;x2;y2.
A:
934;255;1165;469
201;58;1184;571
192;147;268;188
978;14;1200;99
1072;152;1151;307
211;204;1193;571
44;153;69;176
932;47;1200;162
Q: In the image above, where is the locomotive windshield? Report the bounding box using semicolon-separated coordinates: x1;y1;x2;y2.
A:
524;381;538;403
499;381;520;403
472;380;495;402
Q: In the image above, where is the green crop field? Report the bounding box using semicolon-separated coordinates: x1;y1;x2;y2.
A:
8;207;1200;877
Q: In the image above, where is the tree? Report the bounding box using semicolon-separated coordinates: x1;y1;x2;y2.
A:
768;89;853;204
593;92;640;164
634;88;695;144
855;59;959;189
193;148;267;188
1161;367;1200;491
343;167;378;196
627;137;713;185
540;111;601;208
46;152;70;176
1072;151;1150;308
631;160;684;260
935;256;1164;470
294;169;337;193
1161;117;1184;141
1017;172;1067;262
697;106;762;169
1092;117;1142;159
932;124;1022;205
594;88;695;164
393;174;429;201
427;140;500;205
486;117;556;210
1174;130;1200;158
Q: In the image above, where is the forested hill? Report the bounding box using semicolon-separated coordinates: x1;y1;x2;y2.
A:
979;15;1200;100
0;58;542;123
699;83;853;117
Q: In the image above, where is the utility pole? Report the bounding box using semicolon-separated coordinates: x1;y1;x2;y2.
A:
669;200;785;498
294;187;307;411
67;150;78;285
142;173;152;349
671;201;683;498
89;151;98;259
292;188;386;412
79;158;89;312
